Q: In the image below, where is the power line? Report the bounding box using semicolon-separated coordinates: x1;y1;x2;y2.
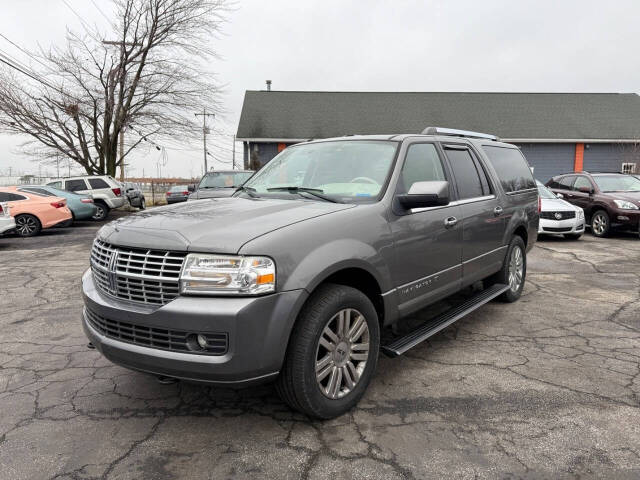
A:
0;33;53;73
90;0;111;23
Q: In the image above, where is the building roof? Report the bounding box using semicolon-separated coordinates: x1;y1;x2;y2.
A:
236;91;640;143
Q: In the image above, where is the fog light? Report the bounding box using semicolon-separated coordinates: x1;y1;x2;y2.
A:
186;333;208;351
197;334;207;349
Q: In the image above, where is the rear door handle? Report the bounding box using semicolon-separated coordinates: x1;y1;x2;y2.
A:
444;216;458;228
494;206;503;216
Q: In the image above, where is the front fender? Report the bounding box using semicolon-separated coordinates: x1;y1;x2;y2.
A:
281;238;393;294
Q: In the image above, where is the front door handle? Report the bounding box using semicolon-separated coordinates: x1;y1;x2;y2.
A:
444;216;458;228
494;206;503;216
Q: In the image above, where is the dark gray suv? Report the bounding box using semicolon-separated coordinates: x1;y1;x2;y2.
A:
82;127;539;419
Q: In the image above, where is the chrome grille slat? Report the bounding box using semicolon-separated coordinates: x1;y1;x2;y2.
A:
85;307;228;355
90;239;187;305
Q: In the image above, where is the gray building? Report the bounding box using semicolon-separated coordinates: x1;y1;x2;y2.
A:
236;91;640;181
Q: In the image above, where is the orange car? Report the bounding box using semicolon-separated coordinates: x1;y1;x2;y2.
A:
0;187;72;237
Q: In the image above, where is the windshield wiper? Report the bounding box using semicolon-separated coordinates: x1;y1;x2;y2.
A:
236;185;259;198
267;186;340;203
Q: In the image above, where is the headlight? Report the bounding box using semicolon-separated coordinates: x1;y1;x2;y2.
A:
577;208;584;219
613;200;639;210
180;254;275;295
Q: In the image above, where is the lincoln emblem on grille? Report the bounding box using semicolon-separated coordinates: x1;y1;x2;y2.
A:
107;249;119;292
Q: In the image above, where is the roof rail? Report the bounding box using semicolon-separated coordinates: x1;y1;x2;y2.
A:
422;126;499;141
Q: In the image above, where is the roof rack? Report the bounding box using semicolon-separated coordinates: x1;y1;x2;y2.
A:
421;126;499;141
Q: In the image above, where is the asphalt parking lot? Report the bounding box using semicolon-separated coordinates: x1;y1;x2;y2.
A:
1;218;639;479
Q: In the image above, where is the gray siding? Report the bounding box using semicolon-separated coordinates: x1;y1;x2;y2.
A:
516;143;575;182
583;143;638;173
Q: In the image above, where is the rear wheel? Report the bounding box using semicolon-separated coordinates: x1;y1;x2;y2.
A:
92;202;109;221
276;284;380;419
488;235;526;303
591;210;610;237
139;197;146;210
14;214;41;237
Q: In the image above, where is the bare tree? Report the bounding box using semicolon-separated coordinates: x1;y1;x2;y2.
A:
0;0;228;176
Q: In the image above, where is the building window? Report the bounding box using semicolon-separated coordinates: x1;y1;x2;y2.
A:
621;163;637;174
278;143;287;152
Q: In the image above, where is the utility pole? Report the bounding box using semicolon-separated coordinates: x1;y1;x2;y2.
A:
195;109;214;172
232;135;236;169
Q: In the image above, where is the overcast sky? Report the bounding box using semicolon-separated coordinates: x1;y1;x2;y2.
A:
1;0;639;178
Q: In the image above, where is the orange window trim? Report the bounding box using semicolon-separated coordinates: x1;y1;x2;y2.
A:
574;143;584;172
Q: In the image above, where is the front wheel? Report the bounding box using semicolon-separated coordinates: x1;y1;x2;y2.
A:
276;284;380;419
139;197;146;210
591;210;610;237
488;235;526;303
14;214;42;237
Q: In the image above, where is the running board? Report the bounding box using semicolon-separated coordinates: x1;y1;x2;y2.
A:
381;283;509;357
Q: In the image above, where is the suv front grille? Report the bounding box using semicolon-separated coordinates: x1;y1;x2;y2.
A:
85;307;228;355
90;239;187;305
540;211;576;220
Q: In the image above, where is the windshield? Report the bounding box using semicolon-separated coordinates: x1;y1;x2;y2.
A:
199;172;253;189
242;140;398;202
536;181;557;199
592;175;640;192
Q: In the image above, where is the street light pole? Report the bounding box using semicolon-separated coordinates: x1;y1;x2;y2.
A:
195;109;214;172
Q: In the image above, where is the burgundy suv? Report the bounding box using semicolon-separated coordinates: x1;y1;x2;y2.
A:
546;172;640;237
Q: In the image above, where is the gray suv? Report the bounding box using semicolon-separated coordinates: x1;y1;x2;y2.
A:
82;127;539;419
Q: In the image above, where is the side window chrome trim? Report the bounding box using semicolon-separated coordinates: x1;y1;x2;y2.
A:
409;195;496;213
505;188;538;196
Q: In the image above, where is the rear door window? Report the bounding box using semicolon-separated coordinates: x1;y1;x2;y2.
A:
66;179;89;192
0;193;27;201
558;176;576;189
88;178;110;189
444;146;484;199
482;146;536;193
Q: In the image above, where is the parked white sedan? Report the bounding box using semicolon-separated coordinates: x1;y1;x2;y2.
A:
537;181;585;239
0;202;16;235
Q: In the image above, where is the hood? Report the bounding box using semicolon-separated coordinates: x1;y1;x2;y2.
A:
189;188;237;199
541;197;577;211
98;196;355;253
607;191;640;205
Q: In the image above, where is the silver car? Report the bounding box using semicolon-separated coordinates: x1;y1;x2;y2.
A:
537;181;585;239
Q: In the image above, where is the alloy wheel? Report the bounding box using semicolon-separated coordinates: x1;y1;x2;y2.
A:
592;214;606;235
508;245;524;292
15;216;38;236
315;308;370;399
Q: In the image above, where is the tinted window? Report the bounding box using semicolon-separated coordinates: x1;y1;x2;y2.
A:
47;181;62;188
573;176;593;191
445;147;484;199
88;178;110;189
482;146;536;193
0;192;27;201
19;188;55;197
558;176;576;189
66;179;88;192
400;144;446;191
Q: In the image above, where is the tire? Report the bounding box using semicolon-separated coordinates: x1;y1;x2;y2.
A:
276;283;380;419
139;197;146;210
92;202;110;221
14;214;42;237
489;236;527;303
590;210;610;237
564;233;583;240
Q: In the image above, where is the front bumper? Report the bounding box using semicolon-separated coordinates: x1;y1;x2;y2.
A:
611;208;640;230
538;216;585;235
82;269;308;386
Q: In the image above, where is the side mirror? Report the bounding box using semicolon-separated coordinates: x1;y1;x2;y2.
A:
397;181;450;209
577;186;593;194
556;192;564;199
